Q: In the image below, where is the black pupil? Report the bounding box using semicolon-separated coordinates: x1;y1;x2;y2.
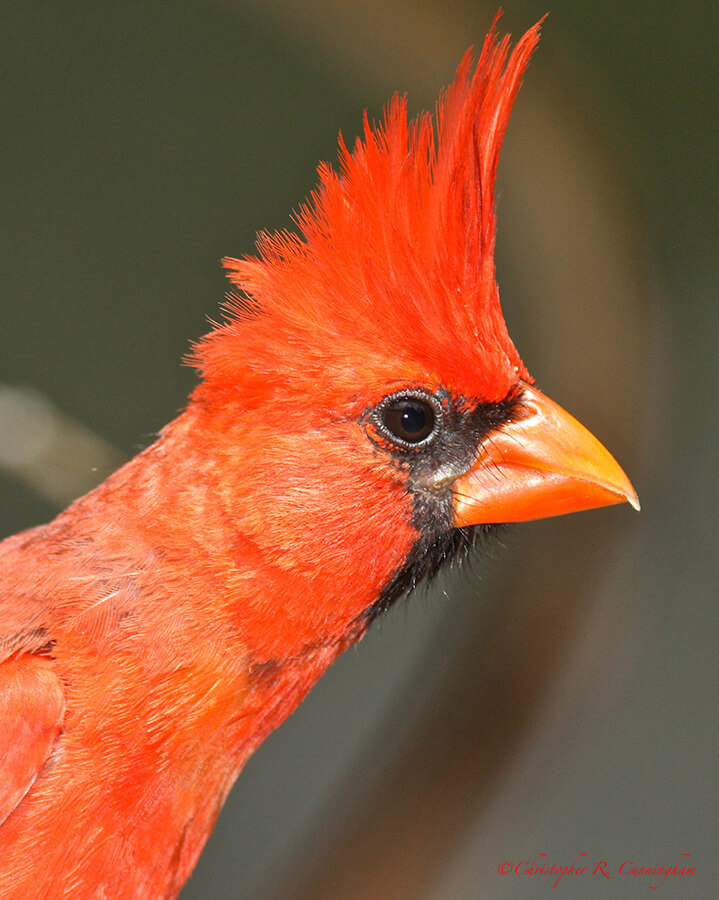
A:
383;399;434;444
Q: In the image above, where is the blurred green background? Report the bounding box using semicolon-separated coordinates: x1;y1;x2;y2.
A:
1;2;716;898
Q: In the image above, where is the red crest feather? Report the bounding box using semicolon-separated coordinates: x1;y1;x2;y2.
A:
193;17;543;410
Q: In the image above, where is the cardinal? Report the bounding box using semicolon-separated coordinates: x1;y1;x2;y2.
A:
0;18;637;899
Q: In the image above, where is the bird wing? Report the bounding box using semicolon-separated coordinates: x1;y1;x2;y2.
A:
0;527;66;826
0;654;65;827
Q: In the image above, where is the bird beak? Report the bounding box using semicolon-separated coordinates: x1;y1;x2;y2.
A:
452;382;640;526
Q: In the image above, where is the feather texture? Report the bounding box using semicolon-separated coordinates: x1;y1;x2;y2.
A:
0;19;550;899
193;18;542;410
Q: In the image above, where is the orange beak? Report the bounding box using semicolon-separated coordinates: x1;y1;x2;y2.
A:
452;382;640;526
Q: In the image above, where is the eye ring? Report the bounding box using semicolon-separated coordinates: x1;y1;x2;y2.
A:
373;390;442;449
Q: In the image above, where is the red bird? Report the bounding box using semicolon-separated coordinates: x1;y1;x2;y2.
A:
0;20;637;899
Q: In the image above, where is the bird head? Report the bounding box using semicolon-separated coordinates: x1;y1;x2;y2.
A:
187;19;638;654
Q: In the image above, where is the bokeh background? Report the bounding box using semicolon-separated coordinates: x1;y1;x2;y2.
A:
1;2;716;898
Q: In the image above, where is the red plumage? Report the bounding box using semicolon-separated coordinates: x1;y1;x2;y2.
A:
194;18;541;409
0;17;636;899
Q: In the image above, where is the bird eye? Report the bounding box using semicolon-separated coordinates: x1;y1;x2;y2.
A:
381;397;436;445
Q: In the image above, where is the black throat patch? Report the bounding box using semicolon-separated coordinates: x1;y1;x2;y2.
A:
361;389;520;623
363;522;501;623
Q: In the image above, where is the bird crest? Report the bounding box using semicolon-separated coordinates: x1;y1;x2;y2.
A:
194;18;542;409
